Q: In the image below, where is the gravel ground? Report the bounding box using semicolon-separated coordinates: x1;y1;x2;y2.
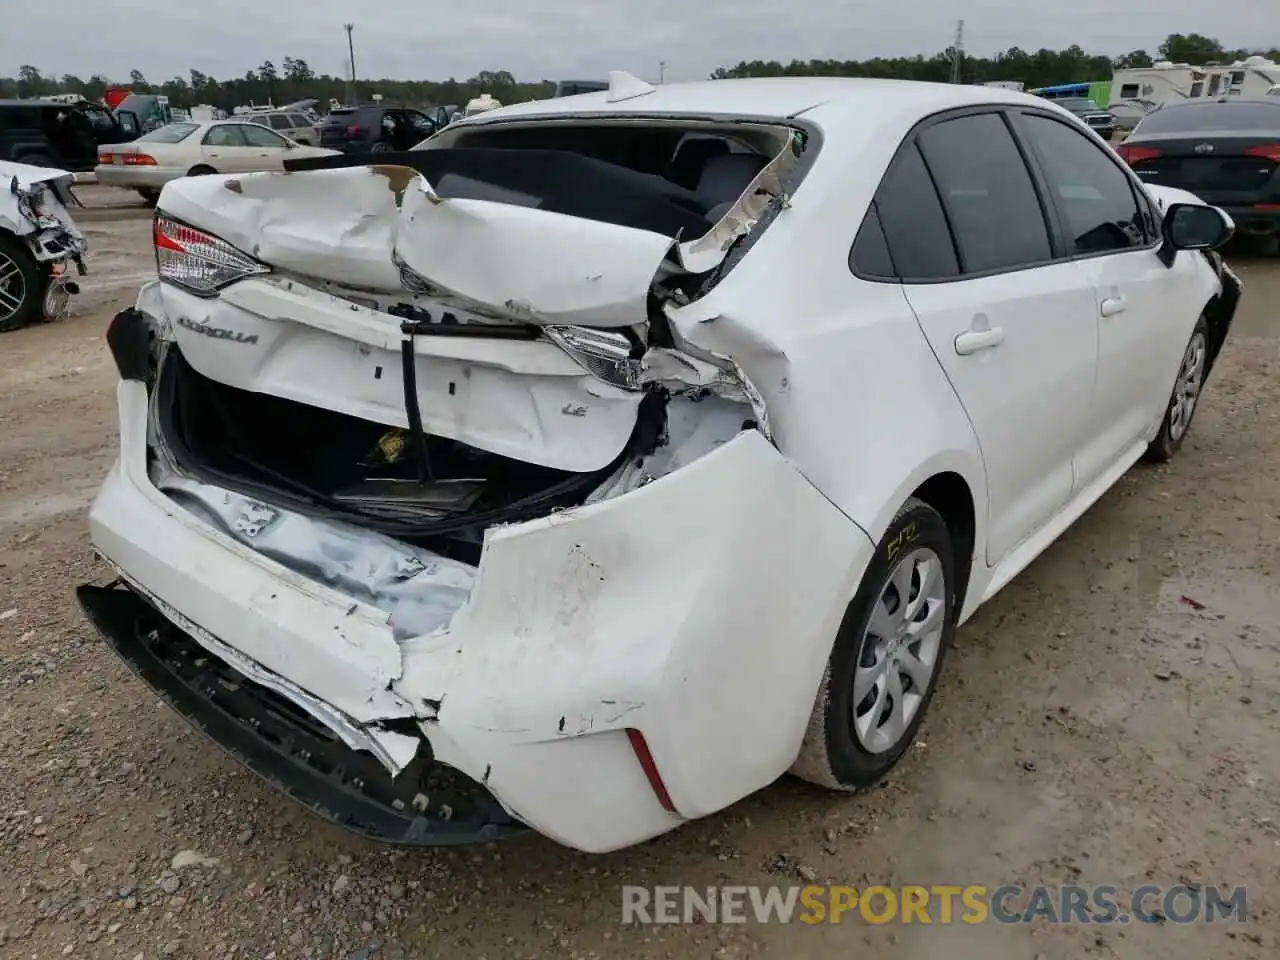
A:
1;216;1278;960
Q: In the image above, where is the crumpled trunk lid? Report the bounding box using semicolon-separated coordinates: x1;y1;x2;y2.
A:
157;164;678;329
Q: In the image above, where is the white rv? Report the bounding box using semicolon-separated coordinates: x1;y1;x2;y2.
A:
1114;56;1280;106
1111;56;1280;130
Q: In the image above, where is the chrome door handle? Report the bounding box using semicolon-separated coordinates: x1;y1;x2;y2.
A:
955;327;1005;355
1100;296;1128;317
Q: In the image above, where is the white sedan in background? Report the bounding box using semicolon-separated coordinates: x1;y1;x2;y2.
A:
95;120;338;202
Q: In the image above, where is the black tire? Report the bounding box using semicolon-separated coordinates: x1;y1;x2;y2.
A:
136;189;159;206
369;140;391;153
1144;315;1209;463
187;165;217;177
792;497;956;790
0;233;43;334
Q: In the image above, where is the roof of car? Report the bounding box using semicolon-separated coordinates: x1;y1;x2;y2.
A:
457;77;1054;128
0;99;73;109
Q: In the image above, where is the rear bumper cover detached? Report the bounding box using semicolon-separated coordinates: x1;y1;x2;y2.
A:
85;359;873;852
77;583;523;845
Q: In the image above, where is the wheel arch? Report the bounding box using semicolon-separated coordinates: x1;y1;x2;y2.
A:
910;471;977;625
1201;262;1240;376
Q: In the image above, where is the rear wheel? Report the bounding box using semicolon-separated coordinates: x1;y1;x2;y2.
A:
0;234;43;334
136;189;159;206
369;141;391;153
792;498;955;789
1144;315;1208;463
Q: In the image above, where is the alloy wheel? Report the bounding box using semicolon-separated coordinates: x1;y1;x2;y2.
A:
0;250;28;325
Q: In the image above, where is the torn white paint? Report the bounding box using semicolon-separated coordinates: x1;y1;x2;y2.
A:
0;160;88;274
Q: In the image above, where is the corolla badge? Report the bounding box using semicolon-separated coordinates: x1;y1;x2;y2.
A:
176;315;259;344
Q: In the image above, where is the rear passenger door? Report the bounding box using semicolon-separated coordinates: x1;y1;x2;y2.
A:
1011;110;1187;489
875;110;1100;565
237;123;295;169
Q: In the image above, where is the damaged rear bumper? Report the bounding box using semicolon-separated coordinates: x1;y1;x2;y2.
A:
88;373;873;852
77;582;523;844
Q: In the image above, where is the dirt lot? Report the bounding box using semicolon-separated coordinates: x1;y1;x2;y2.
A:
1;206;1278;960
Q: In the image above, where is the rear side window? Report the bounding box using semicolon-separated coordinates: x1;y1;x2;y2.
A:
1017;114;1148;253
268;115;291;130
288;114;311;127
849;203;896;278
917;113;1052;274
0;107;43;129
870;143;959;281
203;125;245;147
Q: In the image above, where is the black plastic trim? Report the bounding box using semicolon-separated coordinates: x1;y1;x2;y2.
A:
76;583;526;847
106;308;152;382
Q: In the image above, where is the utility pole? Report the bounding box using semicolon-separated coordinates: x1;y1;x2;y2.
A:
949;19;965;83
344;23;356;104
659;60;666;84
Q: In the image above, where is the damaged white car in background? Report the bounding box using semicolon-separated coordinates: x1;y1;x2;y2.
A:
79;74;1240;853
0;161;87;333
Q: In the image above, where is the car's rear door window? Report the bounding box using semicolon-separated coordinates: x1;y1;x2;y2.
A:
203;125;247;147
849;203;897;278
865;142;960;281
917;113;1053;274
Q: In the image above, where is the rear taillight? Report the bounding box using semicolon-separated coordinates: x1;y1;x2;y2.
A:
625;728;678;815
1116;144;1161;165
153;213;269;297
125;154;157;166
97;153;111;165
347;125;365;136
1244;144;1280;163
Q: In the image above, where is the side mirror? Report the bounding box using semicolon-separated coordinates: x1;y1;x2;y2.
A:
1157;202;1234;267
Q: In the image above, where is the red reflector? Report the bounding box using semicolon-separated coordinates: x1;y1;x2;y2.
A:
347;125;364;136
1255;203;1280;211
153;220;182;252
154;216;216;253
1244;144;1280;163
1116;144;1161;165
625;728;678;814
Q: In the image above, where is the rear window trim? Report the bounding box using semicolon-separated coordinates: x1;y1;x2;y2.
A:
424;111;824;199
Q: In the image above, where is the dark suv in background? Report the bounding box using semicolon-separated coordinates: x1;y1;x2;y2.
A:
320;104;440;153
0;99;125;171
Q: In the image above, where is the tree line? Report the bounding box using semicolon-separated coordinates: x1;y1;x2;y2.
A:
2;33;1276;111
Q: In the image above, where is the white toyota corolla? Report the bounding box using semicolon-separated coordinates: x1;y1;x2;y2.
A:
80;74;1241;853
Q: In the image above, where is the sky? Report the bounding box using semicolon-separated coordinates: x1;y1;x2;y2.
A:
4;0;1275;85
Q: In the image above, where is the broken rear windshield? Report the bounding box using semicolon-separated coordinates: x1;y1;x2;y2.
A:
285;118;811;242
